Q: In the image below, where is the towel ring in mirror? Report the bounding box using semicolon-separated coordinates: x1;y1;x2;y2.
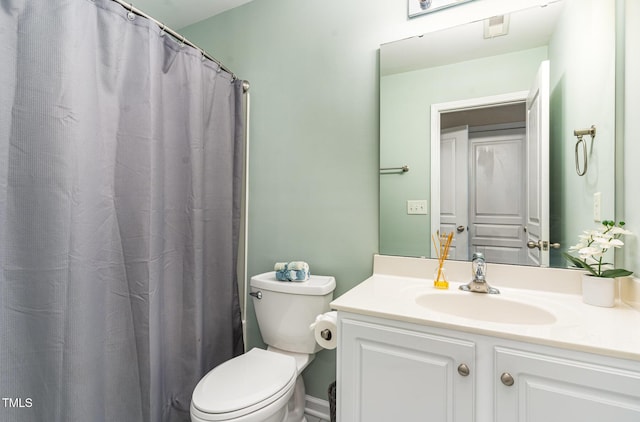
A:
574;125;596;176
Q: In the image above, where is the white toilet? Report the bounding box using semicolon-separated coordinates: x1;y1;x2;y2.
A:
190;271;336;422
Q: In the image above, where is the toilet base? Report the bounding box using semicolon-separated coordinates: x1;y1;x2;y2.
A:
286;376;306;422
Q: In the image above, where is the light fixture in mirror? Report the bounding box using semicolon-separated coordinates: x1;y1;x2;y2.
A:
408;0;475;18
380;0;616;268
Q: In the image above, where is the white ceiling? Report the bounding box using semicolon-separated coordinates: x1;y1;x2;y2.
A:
132;0;255;29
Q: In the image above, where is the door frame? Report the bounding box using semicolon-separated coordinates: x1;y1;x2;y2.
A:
430;91;528;259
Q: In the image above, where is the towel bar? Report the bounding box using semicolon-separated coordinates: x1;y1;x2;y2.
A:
380;165;409;173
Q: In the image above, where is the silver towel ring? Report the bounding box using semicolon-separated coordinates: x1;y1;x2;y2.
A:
573;125;596;176
575;135;588;176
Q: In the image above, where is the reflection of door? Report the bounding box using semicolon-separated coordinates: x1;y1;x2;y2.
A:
431;91;528;262
469;126;526;265
525;61;550;267
430;87;549;266
440;126;468;260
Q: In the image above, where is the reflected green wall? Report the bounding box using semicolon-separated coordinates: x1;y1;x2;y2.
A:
379;0;618;265
548;0;616;266
623;0;640;275
380;47;548;258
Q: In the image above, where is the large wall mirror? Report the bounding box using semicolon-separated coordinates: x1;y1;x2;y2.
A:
380;0;617;268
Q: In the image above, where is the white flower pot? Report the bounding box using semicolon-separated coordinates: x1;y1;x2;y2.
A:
581;274;616;307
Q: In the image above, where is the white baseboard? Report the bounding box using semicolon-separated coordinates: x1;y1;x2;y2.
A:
305;395;331;422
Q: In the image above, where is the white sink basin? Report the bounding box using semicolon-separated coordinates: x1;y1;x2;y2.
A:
415;292;557;325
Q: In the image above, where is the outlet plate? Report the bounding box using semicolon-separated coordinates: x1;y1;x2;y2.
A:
593;192;601;222
407;200;428;215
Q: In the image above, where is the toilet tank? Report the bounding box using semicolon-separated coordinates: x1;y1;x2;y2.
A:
250;272;336;354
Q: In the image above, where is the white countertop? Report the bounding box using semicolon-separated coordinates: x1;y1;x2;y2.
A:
331;273;640;361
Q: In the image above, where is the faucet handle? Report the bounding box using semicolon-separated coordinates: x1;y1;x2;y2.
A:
472;252;486;281
472;252;485;262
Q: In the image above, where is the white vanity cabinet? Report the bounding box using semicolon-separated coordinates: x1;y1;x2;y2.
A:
337;312;640;422
338;315;475;421
495;346;640;421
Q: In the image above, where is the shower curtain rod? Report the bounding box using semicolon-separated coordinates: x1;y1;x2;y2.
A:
110;0;246;88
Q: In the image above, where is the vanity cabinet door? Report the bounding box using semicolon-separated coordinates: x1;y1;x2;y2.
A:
495;347;640;422
338;317;475;422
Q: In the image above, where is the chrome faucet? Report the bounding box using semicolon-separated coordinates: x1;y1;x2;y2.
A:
459;252;500;294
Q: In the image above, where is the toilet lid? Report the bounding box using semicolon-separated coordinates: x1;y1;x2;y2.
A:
191;348;297;417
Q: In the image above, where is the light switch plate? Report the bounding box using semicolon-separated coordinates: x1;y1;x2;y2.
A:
407;200;428;215
593;192;601;222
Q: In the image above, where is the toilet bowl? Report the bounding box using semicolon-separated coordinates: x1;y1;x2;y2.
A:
190;272;336;422
190;348;301;422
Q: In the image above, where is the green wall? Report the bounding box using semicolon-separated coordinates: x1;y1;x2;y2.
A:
182;0;387;399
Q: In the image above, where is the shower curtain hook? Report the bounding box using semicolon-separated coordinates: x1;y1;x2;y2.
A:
159;23;166;37
179;35;186;48
127;3;136;21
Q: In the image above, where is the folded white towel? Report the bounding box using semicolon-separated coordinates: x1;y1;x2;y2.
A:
274;261;310;281
287;261;309;271
274;262;288;271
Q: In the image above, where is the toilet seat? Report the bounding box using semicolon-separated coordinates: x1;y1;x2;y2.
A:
191;348;297;421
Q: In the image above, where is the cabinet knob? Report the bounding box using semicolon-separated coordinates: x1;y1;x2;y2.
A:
457;364;470;377
500;372;515;386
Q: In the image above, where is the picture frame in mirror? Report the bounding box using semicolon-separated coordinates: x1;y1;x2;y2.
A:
408;0;475;18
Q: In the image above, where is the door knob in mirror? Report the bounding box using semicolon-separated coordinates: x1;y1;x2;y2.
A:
527;240;561;250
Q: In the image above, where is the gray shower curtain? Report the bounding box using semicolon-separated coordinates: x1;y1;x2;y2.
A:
0;1;244;421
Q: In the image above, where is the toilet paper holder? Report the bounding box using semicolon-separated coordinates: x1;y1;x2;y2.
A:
311;311;338;350
309;321;333;340
320;329;332;341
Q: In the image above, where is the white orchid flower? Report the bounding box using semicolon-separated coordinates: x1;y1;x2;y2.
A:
563;221;633;278
568;243;584;251
592;237;623;248
609;226;633;236
607;238;624;247
578;246;603;260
